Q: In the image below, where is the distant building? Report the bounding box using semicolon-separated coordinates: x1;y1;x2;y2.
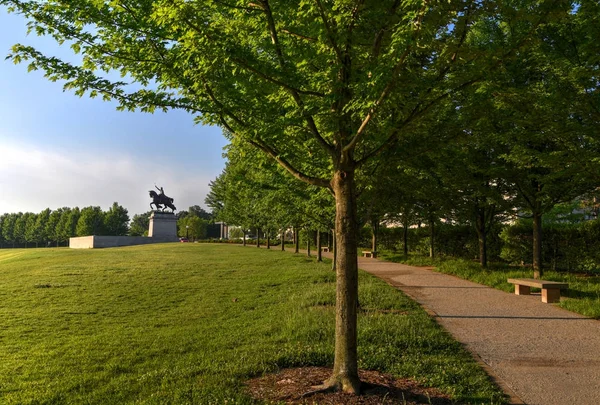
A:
207;222;228;239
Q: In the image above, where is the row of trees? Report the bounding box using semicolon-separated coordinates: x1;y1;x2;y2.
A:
0;202;129;248
6;0;599;394
208;104;600;276
205;136;335;249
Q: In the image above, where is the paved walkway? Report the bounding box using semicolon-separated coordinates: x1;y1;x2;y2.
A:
253;245;600;403
348;255;600;405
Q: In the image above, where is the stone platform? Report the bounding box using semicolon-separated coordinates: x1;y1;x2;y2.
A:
70;211;178;249
69;235;176;249
149;211;178;239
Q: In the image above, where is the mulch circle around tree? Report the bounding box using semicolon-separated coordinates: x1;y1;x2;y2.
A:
246;367;453;404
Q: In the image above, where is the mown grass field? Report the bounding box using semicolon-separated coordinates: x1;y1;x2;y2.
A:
1;244;505;404
380;253;600;319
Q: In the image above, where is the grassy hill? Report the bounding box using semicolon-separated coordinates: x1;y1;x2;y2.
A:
0;244;505;404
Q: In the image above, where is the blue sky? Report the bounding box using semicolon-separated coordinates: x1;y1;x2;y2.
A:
0;9;229;216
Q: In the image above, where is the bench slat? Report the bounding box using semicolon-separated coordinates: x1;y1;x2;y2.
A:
507;278;568;289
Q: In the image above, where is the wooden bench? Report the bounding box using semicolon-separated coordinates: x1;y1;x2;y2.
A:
507;278;569;303
362;251;376;258
321;247;330;253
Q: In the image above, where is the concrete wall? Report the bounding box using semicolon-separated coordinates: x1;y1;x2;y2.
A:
69;235;177;249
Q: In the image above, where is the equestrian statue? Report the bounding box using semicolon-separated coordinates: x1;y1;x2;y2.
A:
149;184;176;212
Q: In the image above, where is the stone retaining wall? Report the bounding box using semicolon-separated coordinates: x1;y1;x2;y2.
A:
69;235;177;249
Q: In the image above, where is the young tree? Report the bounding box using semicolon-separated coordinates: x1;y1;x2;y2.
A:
0;214;5;248
2;0;577;392
46;208;65;246
2;213;17;248
188;205;212;221
13;212;29;248
24;212;38;248
482;51;599;277
130;211;151;236
65;207;81;239
104;202;130;236
177;215;208;240
76;206;105;236
32;208;51;248
54;207;73;246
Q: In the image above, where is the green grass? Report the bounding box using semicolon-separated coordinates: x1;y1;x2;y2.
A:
1;244;505;404
379;252;600;319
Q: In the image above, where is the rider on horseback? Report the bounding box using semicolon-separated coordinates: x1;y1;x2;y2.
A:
149;184;176;212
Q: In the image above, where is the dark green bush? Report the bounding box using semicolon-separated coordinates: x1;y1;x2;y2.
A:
500;219;600;273
361;222;503;262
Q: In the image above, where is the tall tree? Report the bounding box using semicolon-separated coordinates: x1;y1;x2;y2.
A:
76;206;105;236
65;207;81;239
0;214;5;248
55;207;73;246
2;0;578;392
188;205;212;221
13;212;28;247
32;208;51;248
24;212;38;248
129;211;151;236
481;37;600;277
2;213;17;248
46;208;65;246
177;214;208;240
104;202;130;236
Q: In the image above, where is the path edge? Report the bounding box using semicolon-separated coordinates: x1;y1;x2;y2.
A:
373;275;526;405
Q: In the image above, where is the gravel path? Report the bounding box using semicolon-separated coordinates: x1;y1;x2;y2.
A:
353;256;600;405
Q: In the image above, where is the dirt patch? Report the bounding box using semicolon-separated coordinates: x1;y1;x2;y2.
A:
246;367;452;404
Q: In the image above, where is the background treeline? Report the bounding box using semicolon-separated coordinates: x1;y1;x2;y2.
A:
176;205;213;241
0;203;217;248
0;202;129;248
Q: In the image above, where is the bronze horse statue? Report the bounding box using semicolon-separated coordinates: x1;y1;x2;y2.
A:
149;190;176;212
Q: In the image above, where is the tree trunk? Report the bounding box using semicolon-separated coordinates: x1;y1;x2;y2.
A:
294;227;299;253
429;220;435;259
243;232;246;246
403;218;408;256
331;229;336;271
307;230;311;257
475;210;488;268
533;211;543;279
256;228;260;248
371;220;378;255
317;229;322;262
325;168;360;393
281;228;285;251
266;230;270;249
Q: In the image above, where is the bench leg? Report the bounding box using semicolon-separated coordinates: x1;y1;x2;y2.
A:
542;288;561;303
514;285;531;295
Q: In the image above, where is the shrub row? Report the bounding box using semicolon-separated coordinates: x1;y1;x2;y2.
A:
500;219;600;272
361;220;600;273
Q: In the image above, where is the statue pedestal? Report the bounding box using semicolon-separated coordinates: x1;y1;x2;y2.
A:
149;212;178;241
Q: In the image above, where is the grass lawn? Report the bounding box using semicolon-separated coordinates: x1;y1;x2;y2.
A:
1;244;505;404
379;253;600;319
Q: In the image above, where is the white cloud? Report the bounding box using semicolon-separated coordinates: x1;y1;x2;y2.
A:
0;142;216;215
